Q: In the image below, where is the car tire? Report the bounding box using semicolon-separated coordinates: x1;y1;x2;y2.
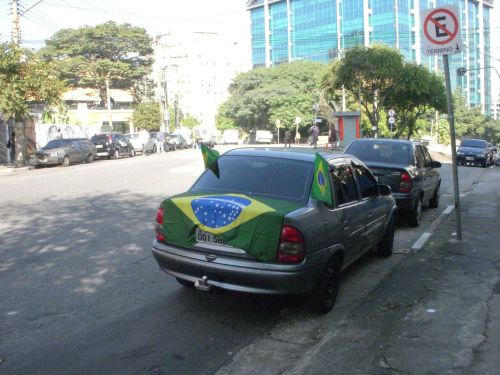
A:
86;153;94;163
377;215;395;257
429;184;440;208
176;277;194;288
130;149;135;157
152;145;157;153
407;197;422;227
62;156;70;167
309;255;342;314
483;160;488;168
113;149;120;159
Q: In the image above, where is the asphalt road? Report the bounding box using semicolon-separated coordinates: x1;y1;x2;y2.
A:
0;147;490;374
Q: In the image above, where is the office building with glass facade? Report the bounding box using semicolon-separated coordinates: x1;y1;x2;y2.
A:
247;0;494;115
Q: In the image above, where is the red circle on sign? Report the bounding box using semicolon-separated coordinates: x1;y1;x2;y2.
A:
423;8;459;45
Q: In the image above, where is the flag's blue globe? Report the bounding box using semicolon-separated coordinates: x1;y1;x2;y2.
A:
191;196;251;228
318;171;325;186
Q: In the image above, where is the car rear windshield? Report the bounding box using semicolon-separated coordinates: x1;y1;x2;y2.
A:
44;140;71;149
191;155;314;203
460;139;486;149
91;134;110;142
346;141;411;165
127;134;139;139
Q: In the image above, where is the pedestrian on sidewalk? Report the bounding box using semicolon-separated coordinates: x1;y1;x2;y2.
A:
308;123;319;149
6;131;15;164
156;131;164;153
328;125;339;150
284;129;292;148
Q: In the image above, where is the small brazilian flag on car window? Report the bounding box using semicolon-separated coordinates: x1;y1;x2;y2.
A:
201;143;220;178
311;153;333;206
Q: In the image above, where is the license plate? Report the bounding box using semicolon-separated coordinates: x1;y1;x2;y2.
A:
96;145;103;149
195;229;228;246
466;156;474;161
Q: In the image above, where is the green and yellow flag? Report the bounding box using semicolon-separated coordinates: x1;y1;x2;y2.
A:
311;153;333;206
160;193;302;262
201;143;220;178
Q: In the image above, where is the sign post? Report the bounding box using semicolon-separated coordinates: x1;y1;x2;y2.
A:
422;5;462;240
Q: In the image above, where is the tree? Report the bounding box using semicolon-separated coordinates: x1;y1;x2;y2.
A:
0;42;64;121
330;45;404;135
180;115;200;129
385;63;447;139
39;22;154;109
220;61;326;133
453;91;485;138
132;102;161;131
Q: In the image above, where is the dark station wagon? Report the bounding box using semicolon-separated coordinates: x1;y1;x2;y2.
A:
152;148;397;313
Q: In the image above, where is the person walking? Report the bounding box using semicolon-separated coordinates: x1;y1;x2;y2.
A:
284;129;292;148
6;131;15;164
328;125;339;150
156;131;165;153
308;123;320;149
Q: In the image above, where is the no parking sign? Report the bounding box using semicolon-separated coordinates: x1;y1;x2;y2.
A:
422;5;462;56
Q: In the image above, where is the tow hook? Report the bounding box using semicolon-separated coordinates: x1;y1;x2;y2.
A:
194;276;212;292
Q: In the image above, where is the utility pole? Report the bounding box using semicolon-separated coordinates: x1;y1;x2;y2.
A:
11;0;20;45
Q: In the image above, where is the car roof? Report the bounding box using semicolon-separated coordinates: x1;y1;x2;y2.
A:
349;138;419;146
223;147;352;163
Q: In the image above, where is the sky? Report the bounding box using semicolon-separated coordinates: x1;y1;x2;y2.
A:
0;0;250;49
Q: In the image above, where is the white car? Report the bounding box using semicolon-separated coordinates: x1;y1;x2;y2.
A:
255;130;273;144
125;133;145;155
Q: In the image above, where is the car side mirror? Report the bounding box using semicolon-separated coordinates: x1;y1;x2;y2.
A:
432;161;441;168
378;184;392;196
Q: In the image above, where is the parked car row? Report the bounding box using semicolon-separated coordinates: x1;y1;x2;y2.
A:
151;138;443;315
33;131;190;168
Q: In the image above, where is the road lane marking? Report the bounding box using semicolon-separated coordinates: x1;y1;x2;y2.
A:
411;204;454;252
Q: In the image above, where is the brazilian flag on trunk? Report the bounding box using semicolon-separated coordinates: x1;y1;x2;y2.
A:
201;143;220;178
311;153;333;206
160;192;302;262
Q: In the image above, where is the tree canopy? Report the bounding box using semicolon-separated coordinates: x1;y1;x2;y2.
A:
330;45;404;135
39;21;154;103
385;63;447;139
0;42;64;120
132;102;161;131
219;60;327;133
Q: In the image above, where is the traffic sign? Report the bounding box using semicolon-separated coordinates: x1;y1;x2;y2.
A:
388;109;395;117
388;117;396;125
422;5;462;56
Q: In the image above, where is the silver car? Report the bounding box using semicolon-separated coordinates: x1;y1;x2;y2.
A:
152;148;397;313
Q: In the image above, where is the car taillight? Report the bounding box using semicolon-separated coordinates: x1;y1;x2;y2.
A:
155;206;166;243
399;172;413;193
108;135;112;144
277;225;305;264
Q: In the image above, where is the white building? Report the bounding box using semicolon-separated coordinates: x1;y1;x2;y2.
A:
153;28;251;130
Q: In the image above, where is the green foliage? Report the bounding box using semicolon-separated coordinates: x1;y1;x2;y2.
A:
180;115;200;129
331;45;404;132
220;61;327;132
0;42;64;120
386;63;447;139
453;90;485;137
39;21;153;102
132;102;161;131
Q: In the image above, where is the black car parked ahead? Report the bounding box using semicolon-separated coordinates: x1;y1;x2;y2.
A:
457;139;493;167
34;138;96;167
345;139;441;227
91;132;134;159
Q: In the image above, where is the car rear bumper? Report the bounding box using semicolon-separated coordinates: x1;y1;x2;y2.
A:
152;240;330;295
393;191;419;211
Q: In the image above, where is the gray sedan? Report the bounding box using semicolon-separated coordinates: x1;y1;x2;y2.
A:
152;148;397;313
34;138;96;167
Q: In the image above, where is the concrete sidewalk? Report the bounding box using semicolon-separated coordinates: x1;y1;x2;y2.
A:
286;168;500;374
0;164;30;176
